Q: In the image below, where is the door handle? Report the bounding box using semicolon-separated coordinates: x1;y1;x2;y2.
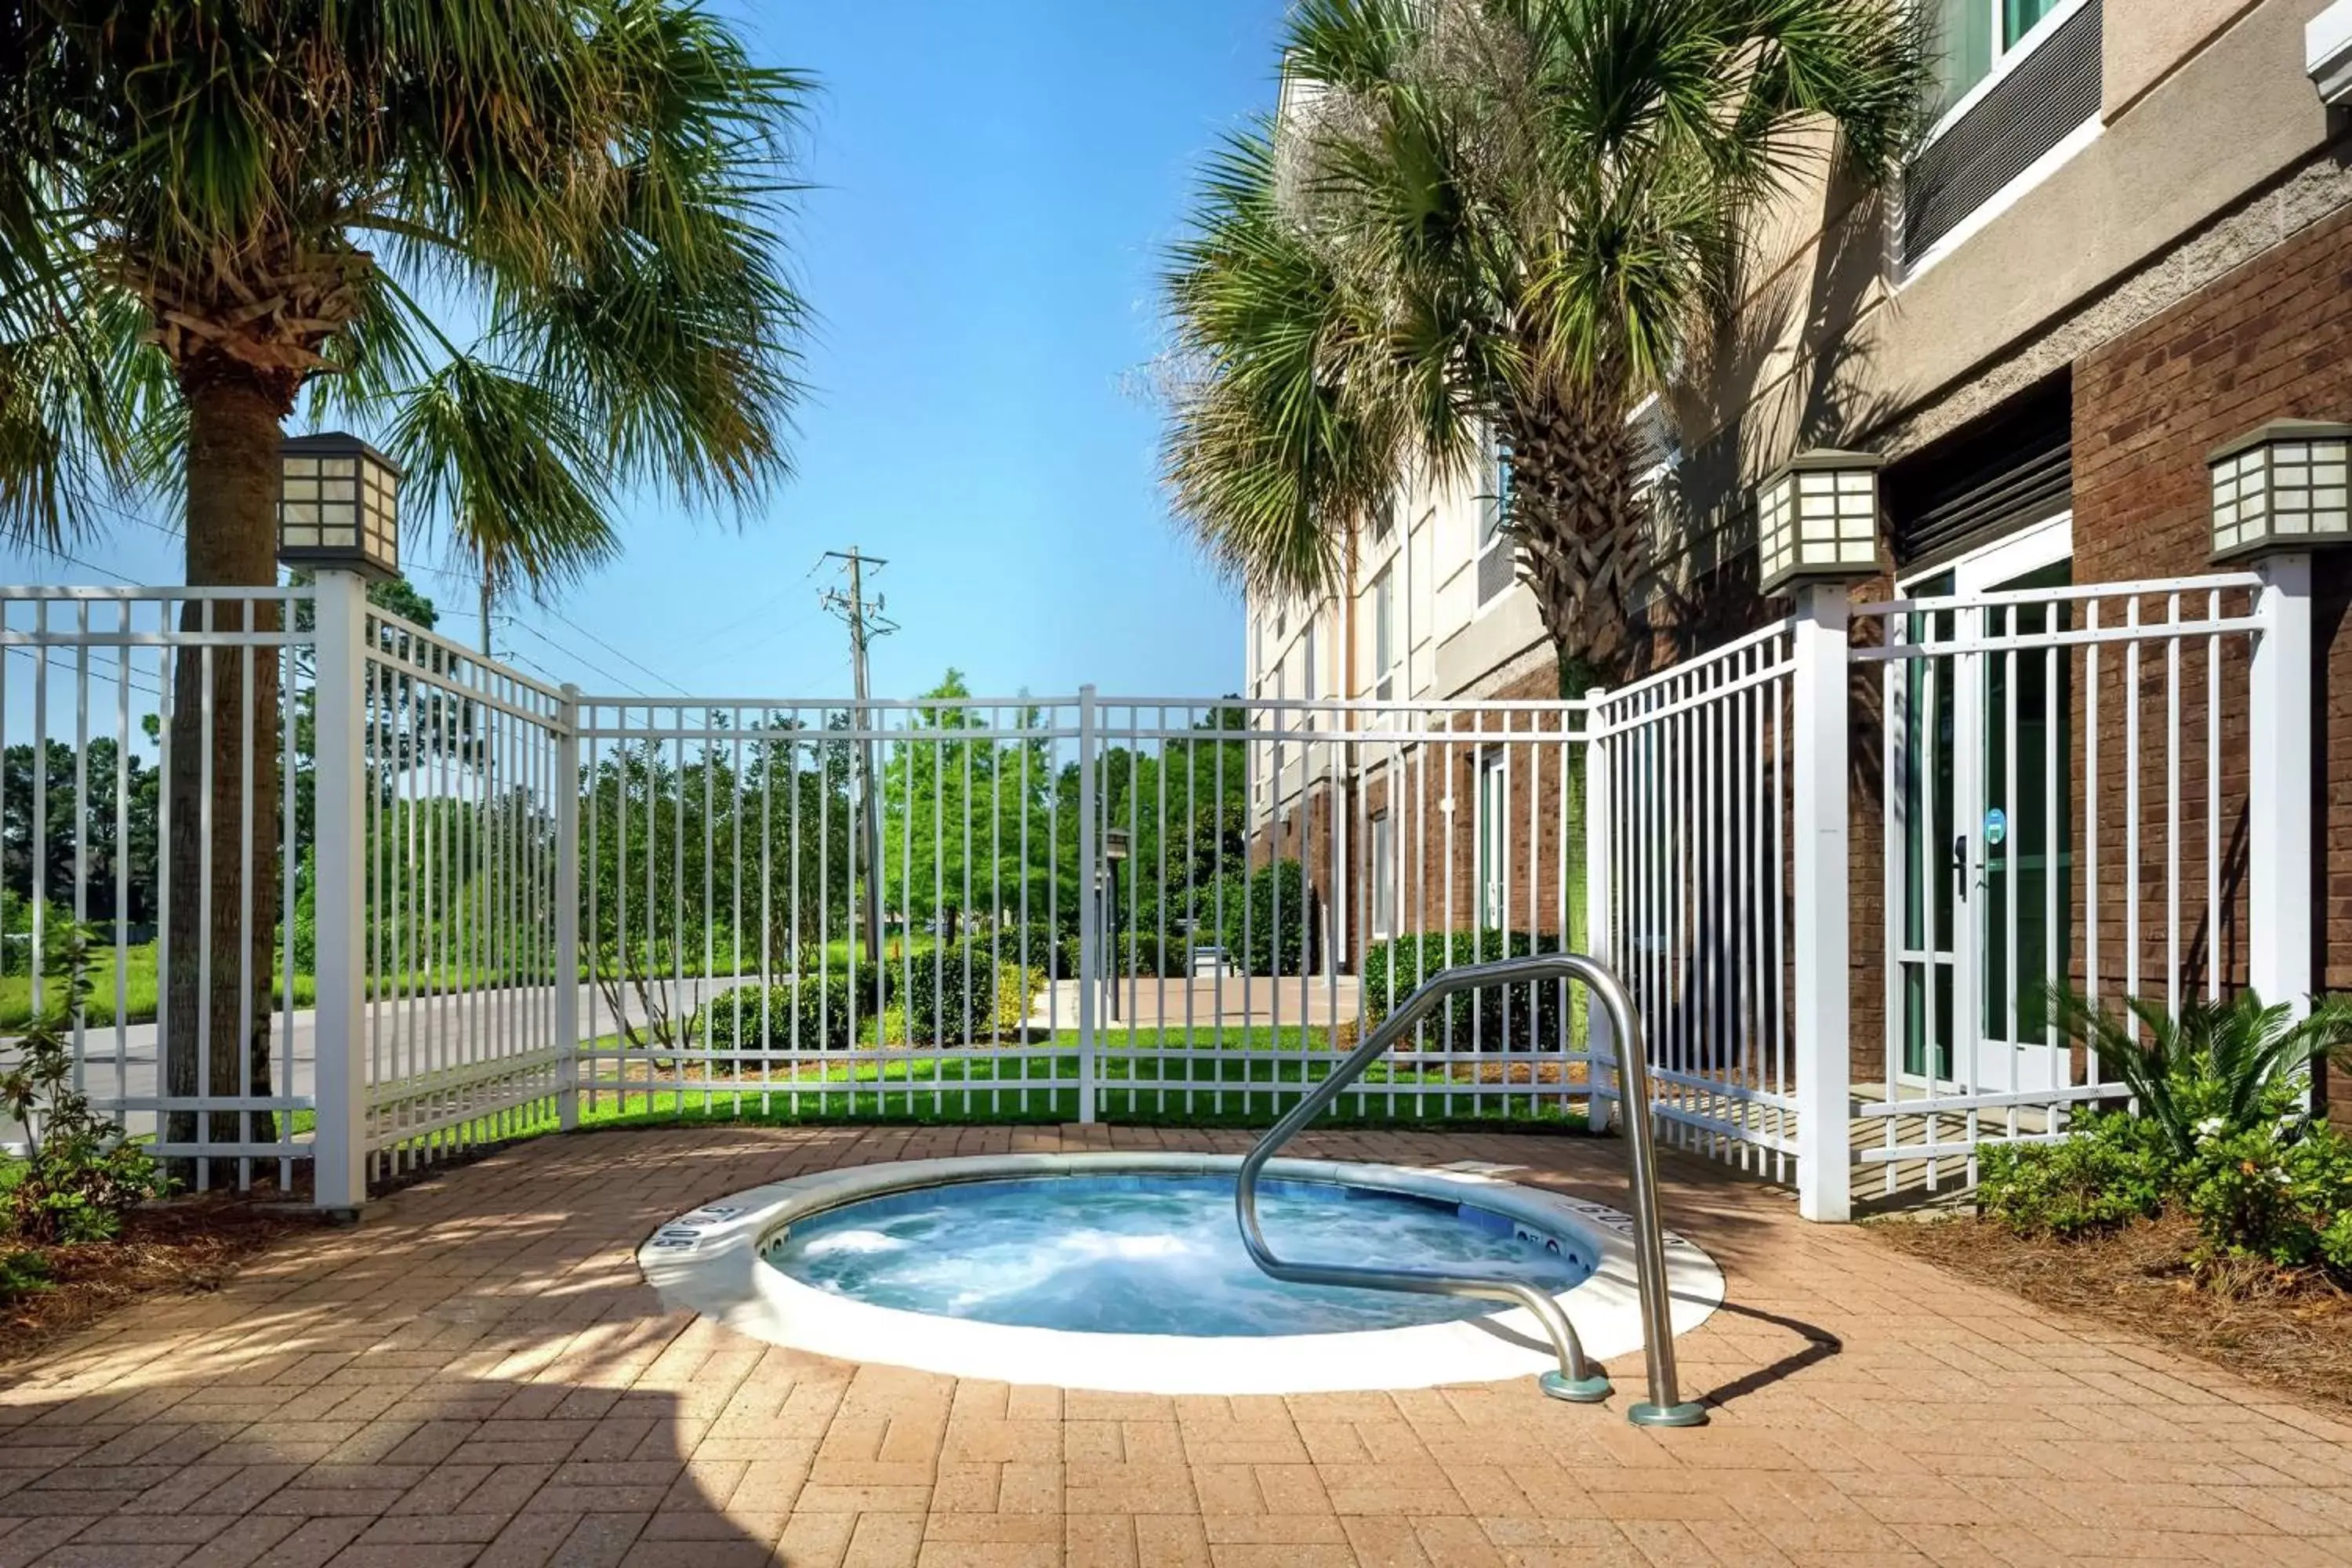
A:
1952;834;1969;902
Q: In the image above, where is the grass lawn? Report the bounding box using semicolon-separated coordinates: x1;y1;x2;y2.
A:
569;1025;1591;1131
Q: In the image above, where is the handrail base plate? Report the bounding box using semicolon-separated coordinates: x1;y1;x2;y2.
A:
1538;1370;1613;1404
1628;1401;1709;1428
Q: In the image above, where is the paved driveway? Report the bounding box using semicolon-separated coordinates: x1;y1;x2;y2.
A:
2;1126;2348;1566
0;977;740;1152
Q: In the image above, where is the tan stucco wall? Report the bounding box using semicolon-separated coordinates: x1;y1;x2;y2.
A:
2104;0;2263;114
1683;0;2339;533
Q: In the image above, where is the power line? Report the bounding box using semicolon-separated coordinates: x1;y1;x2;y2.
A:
497;615;649;699
536;604;689;696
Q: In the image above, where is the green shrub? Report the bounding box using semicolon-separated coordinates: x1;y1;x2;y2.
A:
1359;929;1570;1052
975;923;1075;980
1975;1113;2162;1238
2179;1120;2352;1270
0;930;169;1244
1217;860;1316;977
1103;928;1192;979
0;1247;49;1303
2047;985;2352;1163
696;964;887;1058
897;942;1038;1043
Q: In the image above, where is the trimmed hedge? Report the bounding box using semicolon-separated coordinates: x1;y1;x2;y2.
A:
1360;929;1570;1051
1218;860;1316;977
696;964;887;1058
898;941;1038;1043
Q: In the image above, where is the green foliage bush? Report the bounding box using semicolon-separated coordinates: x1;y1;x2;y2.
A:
0;931;169;1245
1103;928;1192;979
1974;1113;2162;1238
1359;929;1570;1052
697;964;887;1058
898;942;1036;1044
1974;985;2352;1277
978;923;1074;980
2178;1118;2352;1271
0;1247;50;1303
1216;860;1316;977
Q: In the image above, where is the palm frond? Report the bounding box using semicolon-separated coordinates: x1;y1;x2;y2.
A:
383;355;619;599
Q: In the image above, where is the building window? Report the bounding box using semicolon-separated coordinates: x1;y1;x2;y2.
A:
1369;494;1395;544
1931;0;2063;112
1369;811;1395;940
1372;565;1396;699
1904;0;2100;265
1476;425;1514;604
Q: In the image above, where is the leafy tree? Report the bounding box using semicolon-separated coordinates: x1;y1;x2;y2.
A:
1161;0;1926;687
1075;705;1250;963
582;720;854;1051
0;740;160;933
0;4;811;1167
882;672;1057;944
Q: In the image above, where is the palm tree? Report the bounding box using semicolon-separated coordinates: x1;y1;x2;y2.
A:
1162;0;1926;688
0;2;810;1172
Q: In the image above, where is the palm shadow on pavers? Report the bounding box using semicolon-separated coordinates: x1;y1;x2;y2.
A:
0;1365;808;1566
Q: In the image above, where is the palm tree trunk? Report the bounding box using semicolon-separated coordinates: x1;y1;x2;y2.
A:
1501;394;1641;691
163;370;289;1188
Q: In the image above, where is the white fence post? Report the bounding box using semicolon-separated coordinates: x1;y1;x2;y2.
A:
310;569;369;1214
1076;684;1099;1124
554;683;582;1131
2248;554;2314;1018
1791;583;1853;1222
1582;688;1616;1134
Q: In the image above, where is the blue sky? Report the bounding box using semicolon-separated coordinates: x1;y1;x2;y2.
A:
8;1;1283;703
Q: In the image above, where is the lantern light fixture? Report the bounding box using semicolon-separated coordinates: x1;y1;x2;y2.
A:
2208;419;2352;562
1755;448;1883;597
276;432;401;580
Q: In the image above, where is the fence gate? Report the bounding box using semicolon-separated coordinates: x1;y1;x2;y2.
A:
1855;563;2307;1196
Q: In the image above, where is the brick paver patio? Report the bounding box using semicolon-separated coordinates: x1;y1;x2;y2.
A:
4;1124;2350;1567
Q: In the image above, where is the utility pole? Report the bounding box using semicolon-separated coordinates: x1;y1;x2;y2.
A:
821;550;895;964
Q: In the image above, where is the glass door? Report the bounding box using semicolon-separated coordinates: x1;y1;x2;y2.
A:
1897;515;2074;1094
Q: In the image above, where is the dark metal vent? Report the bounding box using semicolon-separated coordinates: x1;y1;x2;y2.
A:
1884;377;2072;570
1477;542;1515;604
1903;1;2100;264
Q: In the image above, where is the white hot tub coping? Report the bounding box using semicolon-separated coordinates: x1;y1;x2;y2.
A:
637;1152;1723;1397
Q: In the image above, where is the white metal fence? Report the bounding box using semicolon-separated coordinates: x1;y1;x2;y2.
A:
0;555;2313;1220
349;594;572;1184
1853;571;2282;1194
1590;619;1799;1184
0;586;314;1189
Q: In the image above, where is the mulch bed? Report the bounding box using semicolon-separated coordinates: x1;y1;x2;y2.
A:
1869;1210;2352;1412
0;1196;324;1369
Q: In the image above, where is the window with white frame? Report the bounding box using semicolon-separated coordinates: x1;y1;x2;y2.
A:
1930;0;2065;114
1371;564;1396;699
1904;0;2099;266
1369;810;1396;939
1476;424;1514;604
1475;750;1507;929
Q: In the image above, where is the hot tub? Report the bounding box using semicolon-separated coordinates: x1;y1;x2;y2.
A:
637;1152;1721;1396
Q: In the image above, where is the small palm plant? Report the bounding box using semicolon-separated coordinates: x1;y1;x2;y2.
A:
2046;986;2352;1165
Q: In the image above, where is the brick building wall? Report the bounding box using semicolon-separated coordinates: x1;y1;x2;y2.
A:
2071;197;2352;1123
1252;664;1583;980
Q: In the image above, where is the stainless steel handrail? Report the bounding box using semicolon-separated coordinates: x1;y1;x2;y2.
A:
1235;953;1705;1426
